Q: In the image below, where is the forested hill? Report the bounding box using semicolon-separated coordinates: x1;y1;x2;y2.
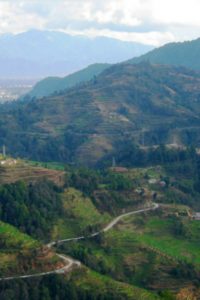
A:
27;37;200;100
129;37;200;71
28;63;110;99
1;63;200;166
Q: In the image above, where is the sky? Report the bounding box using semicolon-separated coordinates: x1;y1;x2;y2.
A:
0;0;200;46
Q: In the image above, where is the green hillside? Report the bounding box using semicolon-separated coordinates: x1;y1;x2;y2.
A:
0;159;65;185
0;221;62;277
0;221;37;276
0;154;200;298
51;188;110;240
0;221;38;250
28;37;200;100
61;206;200;297
28;63;110;98
129;38;200;71
1;63;200;166
72;268;160;300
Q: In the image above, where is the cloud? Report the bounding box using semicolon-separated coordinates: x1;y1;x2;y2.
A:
60;27;175;47
0;2;45;33
0;0;199;46
152;0;200;26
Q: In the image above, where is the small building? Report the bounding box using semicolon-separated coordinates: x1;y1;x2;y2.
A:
159;181;166;188
148;178;158;184
192;213;200;220
0;159;17;166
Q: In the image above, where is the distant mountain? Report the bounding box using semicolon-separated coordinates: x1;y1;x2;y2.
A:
129;38;200;71
28;63;110;98
1;62;200;166
0;30;153;79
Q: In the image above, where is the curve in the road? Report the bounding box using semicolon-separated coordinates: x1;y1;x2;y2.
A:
0;255;80;282
48;203;159;247
0;202;159;281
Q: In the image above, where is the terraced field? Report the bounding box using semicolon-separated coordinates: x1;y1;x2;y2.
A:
60;204;200;296
0;160;65;185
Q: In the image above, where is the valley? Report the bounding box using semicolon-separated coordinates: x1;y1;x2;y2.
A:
0;79;35;103
0;151;200;299
0;21;200;299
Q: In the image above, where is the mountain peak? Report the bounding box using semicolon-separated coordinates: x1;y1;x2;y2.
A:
129;37;200;71
0;30;153;79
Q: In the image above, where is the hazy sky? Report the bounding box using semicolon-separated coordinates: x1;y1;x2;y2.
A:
0;0;200;46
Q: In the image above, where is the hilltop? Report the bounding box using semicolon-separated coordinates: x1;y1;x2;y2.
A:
25;36;200;100
0;157;65;185
28;63;110;99
24;36;200;100
129;37;200;71
1;63;200;166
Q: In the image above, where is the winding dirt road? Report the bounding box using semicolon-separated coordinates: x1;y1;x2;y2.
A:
0;255;81;282
0;202;159;281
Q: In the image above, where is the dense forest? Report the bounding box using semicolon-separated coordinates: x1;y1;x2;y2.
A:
0;180;63;240
0;275;110;300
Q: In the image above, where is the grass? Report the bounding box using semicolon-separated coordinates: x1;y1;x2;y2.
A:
0;159;65;186
0;221;66;277
146;167;163;179
72;268;160;300
51;188;111;240
63;188;110;224
61;206;200;294
135;217;200;266
26;160;65;171
0;221;39;250
51;218;81;240
123;214;200;265
135;233;200;263
0;253;17;273
0;221;40;275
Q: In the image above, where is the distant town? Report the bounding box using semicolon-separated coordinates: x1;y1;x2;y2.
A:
0;79;37;102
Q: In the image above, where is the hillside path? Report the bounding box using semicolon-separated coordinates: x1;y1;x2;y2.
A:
0;202;159;281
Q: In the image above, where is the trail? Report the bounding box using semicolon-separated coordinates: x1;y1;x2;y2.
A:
47;203;159;247
0;202;159;281
0;255;80;282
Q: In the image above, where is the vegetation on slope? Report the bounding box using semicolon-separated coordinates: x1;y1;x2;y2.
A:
0;269;162;300
1;63;200;165
0;180;63;240
0;160;65;185
129;37;200;71
0;221;62;277
28;63;110;98
60;206;200;297
51;188;110;240
0;150;200;298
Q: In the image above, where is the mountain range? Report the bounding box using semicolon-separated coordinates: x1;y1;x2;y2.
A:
0;30;153;79
1;31;200;300
1;62;200;166
28;37;200;100
129;37;200;70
